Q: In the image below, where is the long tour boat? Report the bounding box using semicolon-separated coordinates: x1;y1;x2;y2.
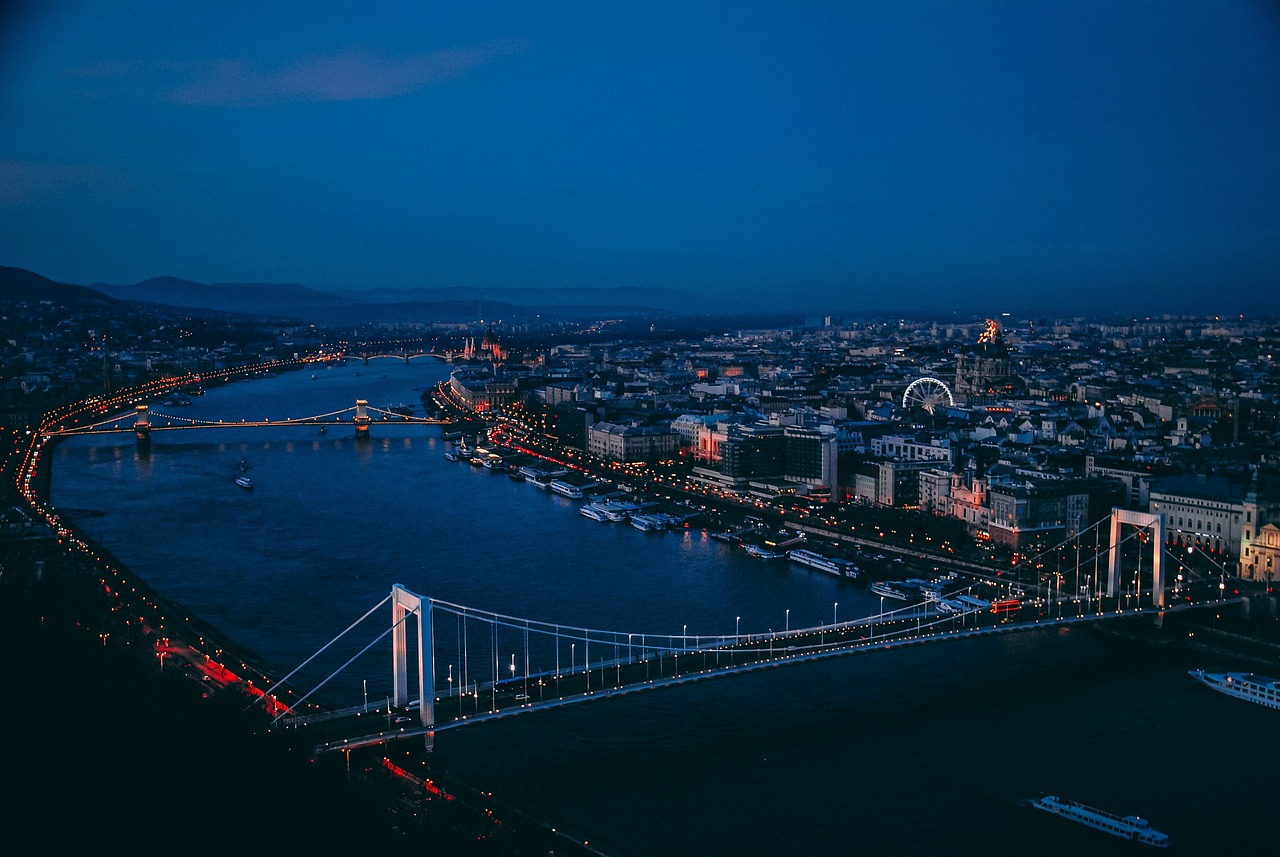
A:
1028;795;1168;847
1188;669;1280;710
787;549;859;579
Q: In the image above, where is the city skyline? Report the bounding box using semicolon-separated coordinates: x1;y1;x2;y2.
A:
2;2;1279;315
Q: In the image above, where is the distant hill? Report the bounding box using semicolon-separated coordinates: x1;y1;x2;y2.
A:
87;275;692;323
0;266;115;305
89;276;347;317
0;264;705;323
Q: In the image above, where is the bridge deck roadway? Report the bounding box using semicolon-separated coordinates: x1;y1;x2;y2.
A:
306;597;1236;754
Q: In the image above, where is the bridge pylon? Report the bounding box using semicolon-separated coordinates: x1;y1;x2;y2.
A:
391;584;434;730
1106;508;1166;608
134;405;151;446
354;399;371;438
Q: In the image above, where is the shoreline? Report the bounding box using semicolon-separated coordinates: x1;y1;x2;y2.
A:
11;360;601;856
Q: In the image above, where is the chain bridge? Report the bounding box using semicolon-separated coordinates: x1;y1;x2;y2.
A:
45;399;448;443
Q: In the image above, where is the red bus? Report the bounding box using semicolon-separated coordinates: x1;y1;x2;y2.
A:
990;598;1021;614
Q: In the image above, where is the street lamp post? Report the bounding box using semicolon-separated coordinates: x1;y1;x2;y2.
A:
785;608;789;633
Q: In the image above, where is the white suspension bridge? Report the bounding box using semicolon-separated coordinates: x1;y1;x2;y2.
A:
248;509;1239;754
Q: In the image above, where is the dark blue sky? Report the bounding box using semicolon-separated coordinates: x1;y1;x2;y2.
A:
2;2;1278;314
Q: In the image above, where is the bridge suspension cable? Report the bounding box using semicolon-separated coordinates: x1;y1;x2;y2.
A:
251;592;392;714
272;600;420;724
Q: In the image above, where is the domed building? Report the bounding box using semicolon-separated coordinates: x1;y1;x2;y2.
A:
954;318;1017;404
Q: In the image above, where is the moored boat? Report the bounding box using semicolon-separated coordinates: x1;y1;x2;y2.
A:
787;548;859;579
744;544;786;559
550;479;590;498
1029;795;1168;847
580;504;609;521
869;581;914;601
630;513;667;532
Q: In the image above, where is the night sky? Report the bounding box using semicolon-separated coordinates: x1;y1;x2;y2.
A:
2;2;1278;314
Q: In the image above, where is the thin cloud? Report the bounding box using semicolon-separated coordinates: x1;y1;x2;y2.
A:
165;41;524;107
0;159;118;206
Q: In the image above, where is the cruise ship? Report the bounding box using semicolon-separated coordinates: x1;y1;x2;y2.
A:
1188;669;1280;710
1029;795;1168;847
787;549;859;579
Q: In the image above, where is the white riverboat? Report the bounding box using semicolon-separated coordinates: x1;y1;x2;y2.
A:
630;513;667;532
787;549;859;579
589;498;643;521
549;479;589;498
1188;669;1280;710
579;504;609;521
744;544;785;559
1029;795;1168;847
234;475;254;490
869;581;913;601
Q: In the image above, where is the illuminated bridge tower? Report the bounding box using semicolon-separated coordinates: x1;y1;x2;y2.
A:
391;584;434;729
1107;509;1167;608
354;399;371;439
134;405;151;446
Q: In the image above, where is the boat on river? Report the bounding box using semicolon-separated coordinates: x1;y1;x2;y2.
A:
1028;795;1168;847
1188;669;1280;710
630;513;667;532
744;544;785;559
869;581;914;601
580;504;609;521
787;548;859;579
235;475;254;490
550;479;591;498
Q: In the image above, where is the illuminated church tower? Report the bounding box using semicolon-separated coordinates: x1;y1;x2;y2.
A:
954;319;1015;404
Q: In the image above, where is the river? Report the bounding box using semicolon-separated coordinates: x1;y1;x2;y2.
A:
50;359;1272;856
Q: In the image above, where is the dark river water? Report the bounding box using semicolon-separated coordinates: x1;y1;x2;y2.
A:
50;359;1272;856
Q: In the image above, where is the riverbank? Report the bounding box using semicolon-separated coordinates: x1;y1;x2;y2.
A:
7;363;604;856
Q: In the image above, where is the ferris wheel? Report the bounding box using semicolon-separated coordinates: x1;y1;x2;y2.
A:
903;377;954;414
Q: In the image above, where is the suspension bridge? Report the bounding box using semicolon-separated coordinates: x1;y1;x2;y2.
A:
44;399;449;443
254;509;1240;754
